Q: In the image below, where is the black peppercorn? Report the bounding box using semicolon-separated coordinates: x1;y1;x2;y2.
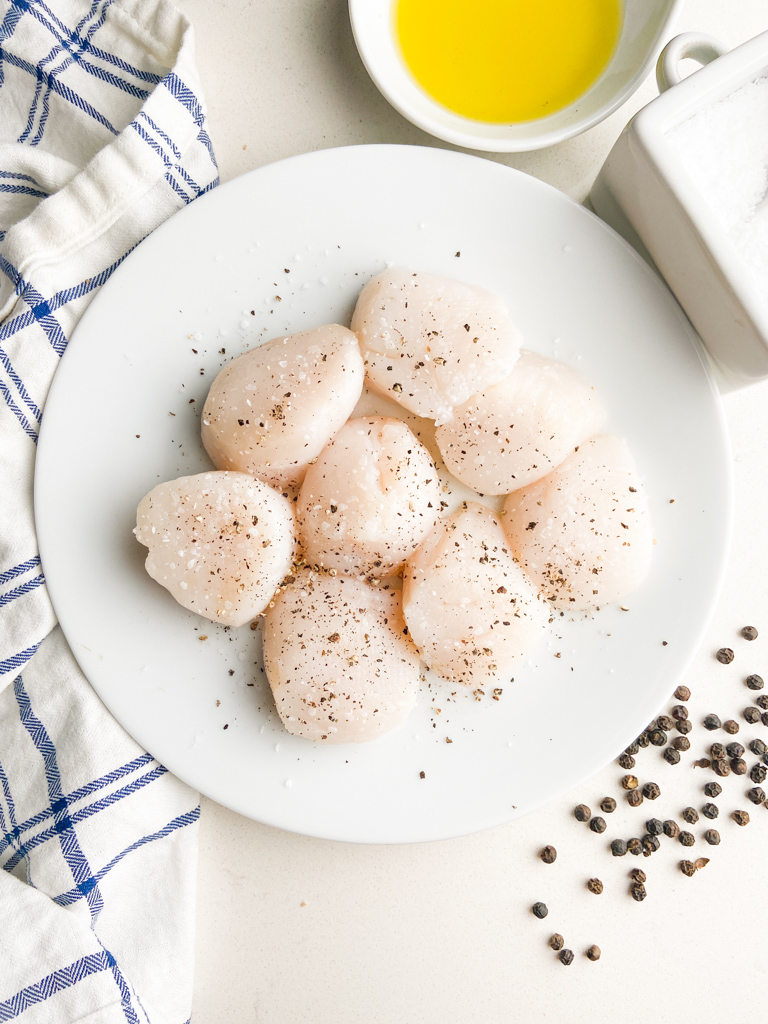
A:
627;790;644;807
704;781;722;798
733;809;751;826
663;819;680;838
680;859;697;877
673;736;691;751
710;742;727;761
573;804;591;822
587;878;604;894
625;741;640;755
600;797;617;814
630;868;646;883
746;674;765;690
731;757;747;776
704;829;721;845
682;806;699;824
703;714;722;731
611;838;628;857
748;786;766;804
656;715;675;731
630;883;647;902
674;685;691;701
559;949;574;966
540;845;557;864
645;818;664;835
637;732;650;748
586;945;601;962
723;719;740;735
648;729;666;747
532;902;548;918
713;759;731;777
726;742;745;758
671;705;689;722
664;747;681;765
641;834;660;855
702;802;719;819
549;933;564;951
621;775;638;790
679;831;695;847
676;719;693;735
744;707;761;724
756;695;768;710
617;753;635;770
642;782;661;800
589;816;607;834
742;626;759;641
749;738;768;756
761;712;768;728
751;763;768;783
716;648;735;664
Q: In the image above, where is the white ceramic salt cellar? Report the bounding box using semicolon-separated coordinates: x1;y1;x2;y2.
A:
592;30;768;385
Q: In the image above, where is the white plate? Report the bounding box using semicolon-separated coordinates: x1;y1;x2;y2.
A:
35;145;731;844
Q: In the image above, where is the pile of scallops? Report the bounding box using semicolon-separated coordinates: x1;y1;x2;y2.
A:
135;269;652;744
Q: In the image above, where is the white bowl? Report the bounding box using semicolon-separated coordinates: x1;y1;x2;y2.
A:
591;30;768;384
349;0;683;152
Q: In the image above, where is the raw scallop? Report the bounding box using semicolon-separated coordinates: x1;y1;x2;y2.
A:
403;503;548;687
351;268;522;424
201;324;364;488
135;471;294;627
501;435;653;609
435;350;606;494
263;570;421;743
297;416;442;577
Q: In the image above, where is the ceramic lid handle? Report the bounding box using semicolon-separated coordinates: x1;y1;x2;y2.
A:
656;32;728;92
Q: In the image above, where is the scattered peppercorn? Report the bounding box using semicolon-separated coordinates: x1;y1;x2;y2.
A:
674;685;691;701
645;818;664;836
549;933;564;951
748;786;766;804
600;797;617;814
622;775;639;790
641;834;660;855
587;878;604;894
693;758;712;769
589;816;607;834
703;714;722;730
702;802;719;819
713;759;731;777
627;838;642;855
731;757;747;776
532;902;548;919
611;838;628;857
625;741;640;756
746;674;765;690
680;860;697;877
761;712;768;728
586;945;601;962
744;707;761;724
716;648;735;664
617;753;636;770
676;719;693;735
630;883;647;902
704;782;723;798
656;715;675;731
751;763;768;783
710;742;727;761
573;804;591;822
749;738;768;756
679;831;695;847
540;845;557;864
733;810;751;826
727;742;745;758
643;782;661;800
636;732;650;748
648;729;667;747
673;736;691;752
704;829;721;845
626;790;644;808
756;695;768;710
630;868;647;883
682;807;699;824
663;819;680;838
723;720;740;735
742;626;759;641
671;705;689;722
559;949;574;966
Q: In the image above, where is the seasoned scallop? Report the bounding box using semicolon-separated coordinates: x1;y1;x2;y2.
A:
201;324;364;488
435;350;606;494
403;503;548;687
351;268;522;424
263;570;421;743
502;435;653;609
297;416;442;577
135;471;294;626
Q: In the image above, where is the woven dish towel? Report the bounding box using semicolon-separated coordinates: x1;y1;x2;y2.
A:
0;1;219;1019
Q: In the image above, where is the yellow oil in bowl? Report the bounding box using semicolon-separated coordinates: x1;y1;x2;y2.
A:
395;0;622;124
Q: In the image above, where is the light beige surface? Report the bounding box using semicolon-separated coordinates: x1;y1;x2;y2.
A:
179;1;768;1019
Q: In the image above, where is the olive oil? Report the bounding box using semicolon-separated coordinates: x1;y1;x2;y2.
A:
396;0;622;124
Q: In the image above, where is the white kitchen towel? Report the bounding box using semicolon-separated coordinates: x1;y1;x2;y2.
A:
0;1;219;1019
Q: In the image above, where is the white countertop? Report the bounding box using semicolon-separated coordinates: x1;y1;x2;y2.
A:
179;2;768;1019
